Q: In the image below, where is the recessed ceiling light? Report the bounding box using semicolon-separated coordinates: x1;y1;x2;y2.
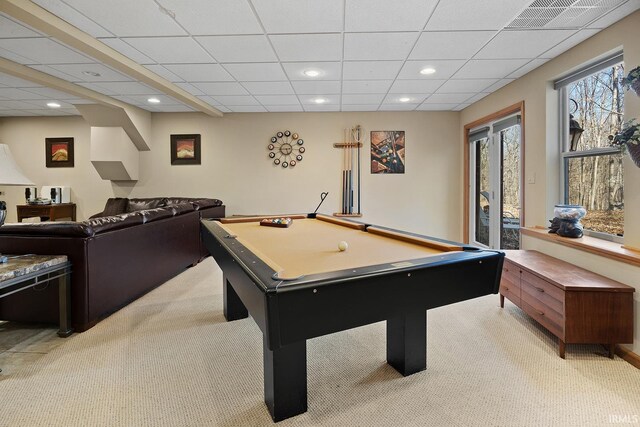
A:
399;97;411;103
420;67;436;75
46;102;61;108
313;98;326;104
303;69;321;77
82;70;101;77
147;98;161;104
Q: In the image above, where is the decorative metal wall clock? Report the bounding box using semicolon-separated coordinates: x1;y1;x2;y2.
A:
267;130;305;168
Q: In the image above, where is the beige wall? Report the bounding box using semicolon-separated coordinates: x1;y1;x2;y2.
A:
0;111;462;239
460;11;640;354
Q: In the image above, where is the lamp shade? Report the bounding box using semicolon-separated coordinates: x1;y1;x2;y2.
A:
0;144;34;186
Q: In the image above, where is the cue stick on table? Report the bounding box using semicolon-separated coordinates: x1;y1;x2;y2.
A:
356;125;361;214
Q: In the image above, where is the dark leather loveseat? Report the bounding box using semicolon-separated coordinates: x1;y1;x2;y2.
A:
0;197;224;332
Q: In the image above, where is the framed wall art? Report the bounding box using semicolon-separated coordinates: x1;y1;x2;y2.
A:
370;131;405;174
45;137;74;168
171;134;201;165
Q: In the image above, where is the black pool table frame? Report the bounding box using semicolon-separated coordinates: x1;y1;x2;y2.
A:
201;214;504;422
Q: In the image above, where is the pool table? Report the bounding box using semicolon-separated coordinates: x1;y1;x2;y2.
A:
201;214;504;422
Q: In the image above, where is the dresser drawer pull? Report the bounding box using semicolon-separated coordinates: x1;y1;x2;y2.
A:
535;287;545;293
536;310;544;316
504;287;509;291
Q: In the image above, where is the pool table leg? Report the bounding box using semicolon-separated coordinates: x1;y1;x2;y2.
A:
386;310;427;376
263;338;307;422
223;276;248;321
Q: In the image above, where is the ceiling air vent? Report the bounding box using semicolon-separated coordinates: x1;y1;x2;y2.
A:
506;0;627;29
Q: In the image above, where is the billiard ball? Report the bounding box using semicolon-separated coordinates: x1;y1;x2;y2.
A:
338;241;348;251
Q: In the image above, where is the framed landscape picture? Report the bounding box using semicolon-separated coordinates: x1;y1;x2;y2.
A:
171;134;201;165
370;131;405;174
45;137;74;168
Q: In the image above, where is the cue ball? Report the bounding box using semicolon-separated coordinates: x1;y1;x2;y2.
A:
338;241;348;251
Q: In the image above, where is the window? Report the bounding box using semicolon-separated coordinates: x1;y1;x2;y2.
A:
556;53;624;239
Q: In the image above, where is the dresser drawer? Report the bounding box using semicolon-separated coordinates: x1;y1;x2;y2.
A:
520;271;564;314
502;260;520;285
500;278;521;306
19;208;49;217
521;298;564;339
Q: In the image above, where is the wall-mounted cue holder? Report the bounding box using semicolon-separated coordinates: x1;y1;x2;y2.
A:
333;125;363;217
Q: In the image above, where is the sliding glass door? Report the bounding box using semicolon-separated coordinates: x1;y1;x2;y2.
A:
469;114;522;249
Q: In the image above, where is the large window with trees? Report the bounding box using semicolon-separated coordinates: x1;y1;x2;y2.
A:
556;53;624;239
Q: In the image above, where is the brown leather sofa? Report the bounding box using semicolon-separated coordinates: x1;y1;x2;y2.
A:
0;197;224;332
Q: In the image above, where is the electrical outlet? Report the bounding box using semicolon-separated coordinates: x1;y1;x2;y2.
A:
527;173;536;184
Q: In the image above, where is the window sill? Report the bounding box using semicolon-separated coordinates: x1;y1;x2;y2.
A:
521;226;640;267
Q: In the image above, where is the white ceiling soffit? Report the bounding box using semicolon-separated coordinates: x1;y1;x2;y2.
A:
0;0;636;116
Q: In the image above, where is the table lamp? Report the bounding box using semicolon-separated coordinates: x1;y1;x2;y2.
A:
0;143;35;227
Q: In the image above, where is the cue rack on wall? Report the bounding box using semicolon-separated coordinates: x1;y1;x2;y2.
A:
333;125;363;217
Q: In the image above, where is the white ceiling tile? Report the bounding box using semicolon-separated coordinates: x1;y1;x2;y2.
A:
213;95;260;106
0;88;44;100
410;31;497;60
475;29;575;59
31;0;113;37
300;95;340;105
539;29;599;58
241;82;295;95
149;105;196;112
342;94;385;104
453;103;470;111
228;106;268;112
270;34;342;62
382;94;428;104
426;0;533;30
282;62;342;81
98;38;155;64
197;96;222;106
483;79;515;92
223;63;287;81
345;0;438;31
343;61;403;80
121;94;185;105
122;37;212;64
60;0;186;37
68;99;99;105
77;82;118;95
341;105;379;111
0;100;43;110
292;80;341;94
162;64;234;82
303;104;340;112
0;38;93;64
415;103;458;110
144;64;184;82
453;59;530;79
45;64;134;82
342;80;393;94
436;79;498;93
0;110;34;116
507;58;550;78
255;95;300;105
378;103;419;111
192;82;249;96
252;0;344;33
265;105;304;112
20;87;79;100
174;82;205;96
424;93;474;104
197;35;277;63
0;73;40;87
388;79;445;93
157;0;263;35
344;33;417;61
0;46;33;65
397;60;466;79
29;65;83;81
587;1;640;28
0;15;42;38
465;93;491;104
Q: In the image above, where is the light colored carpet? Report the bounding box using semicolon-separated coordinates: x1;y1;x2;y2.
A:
1;258;639;427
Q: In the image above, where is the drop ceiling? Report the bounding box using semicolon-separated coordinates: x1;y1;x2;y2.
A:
0;0;638;116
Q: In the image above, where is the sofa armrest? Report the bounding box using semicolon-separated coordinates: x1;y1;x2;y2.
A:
0;221;95;237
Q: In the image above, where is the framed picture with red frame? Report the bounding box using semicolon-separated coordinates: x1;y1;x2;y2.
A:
171;134;201;165
45;137;74;168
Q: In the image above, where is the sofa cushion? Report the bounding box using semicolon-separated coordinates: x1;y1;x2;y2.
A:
190;198;223;210
169;202;195;216
127;198;167;212
85;212;144;234
140;207;174;223
0;221;95;237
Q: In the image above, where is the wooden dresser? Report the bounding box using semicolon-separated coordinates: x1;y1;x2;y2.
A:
500;250;634;359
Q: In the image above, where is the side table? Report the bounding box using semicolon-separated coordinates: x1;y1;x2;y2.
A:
17;203;76;222
0;254;73;337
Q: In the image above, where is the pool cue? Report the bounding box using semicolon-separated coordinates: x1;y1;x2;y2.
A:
342;128;348;214
355;125;361;215
349;128;354;214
